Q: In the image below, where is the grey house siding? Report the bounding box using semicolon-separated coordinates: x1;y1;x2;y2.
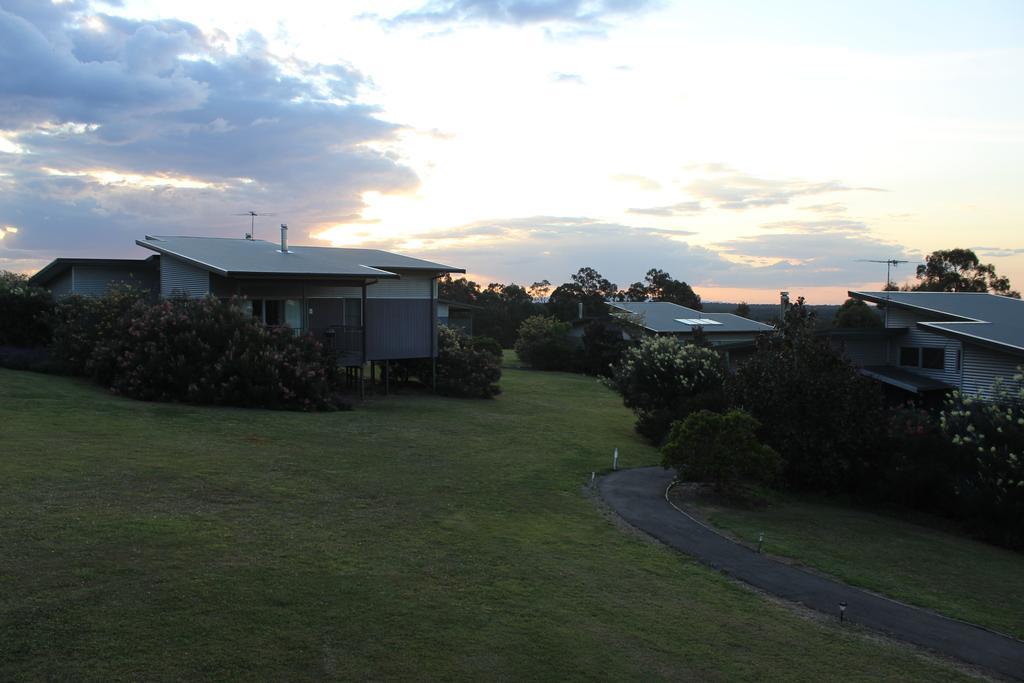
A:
962;346;1022;399
839;338;889;366
365;300;433;360
73;264;158;297
160;256;210;298
366;276;432;299
886;308;963;388
49;270;73;297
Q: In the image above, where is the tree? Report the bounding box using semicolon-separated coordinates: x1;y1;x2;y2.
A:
641;268;702;309
911;248;1020;297
438;275;481;304
578;319;627;376
528;280;552;300
547;267;618;321
604;336;726;443
475;282;537;347
661;410;780;497
834;298;882;328
734;301;751;318
727;314;886;492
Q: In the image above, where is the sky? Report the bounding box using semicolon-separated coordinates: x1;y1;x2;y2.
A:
1;0;1022;303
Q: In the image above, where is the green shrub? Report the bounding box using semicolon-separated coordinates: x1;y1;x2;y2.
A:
51;293;345;411
468;335;503;358
662;409;780;496
604;336;726;444
0;271;54;347
514;315;572;370
434;325;501;398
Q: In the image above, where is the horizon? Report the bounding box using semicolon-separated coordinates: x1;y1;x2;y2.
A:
1;0;1022;304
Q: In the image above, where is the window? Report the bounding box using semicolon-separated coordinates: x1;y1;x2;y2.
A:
899;347;920;367
247;298;302;331
921;347;945;370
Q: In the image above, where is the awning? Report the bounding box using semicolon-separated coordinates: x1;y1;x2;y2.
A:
859;365;953;394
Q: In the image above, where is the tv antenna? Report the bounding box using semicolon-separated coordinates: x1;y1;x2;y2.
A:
233;211;275;240
858;258;910;326
857;259;909;290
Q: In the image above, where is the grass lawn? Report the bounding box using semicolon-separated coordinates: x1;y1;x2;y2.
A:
677;489;1024;640
0;362;977;681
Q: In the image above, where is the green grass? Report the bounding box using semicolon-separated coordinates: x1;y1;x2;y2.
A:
682;492;1024;640
0;363;977;681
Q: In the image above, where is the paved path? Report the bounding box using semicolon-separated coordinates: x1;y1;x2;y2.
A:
599;466;1024;681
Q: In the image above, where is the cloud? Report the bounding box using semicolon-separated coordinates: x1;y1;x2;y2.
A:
379;0;660;28
552;72;585;84
686;165;885;211
972;246;1024;258
0;1;417;261
324;213;916;291
611;173;661;191
759;219;867;233
327;216;705;285
627;201;702;216
800;202;847;214
713;232;921;287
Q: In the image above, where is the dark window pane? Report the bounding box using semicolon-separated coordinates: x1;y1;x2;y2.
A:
265;300;282;326
922;347;945;370
899;347;919;367
344;298;362;327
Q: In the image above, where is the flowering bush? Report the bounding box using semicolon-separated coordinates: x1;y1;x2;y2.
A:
50;285;150;376
0;271;54;348
940;371;1024;547
51;293;345;411
434;325;502;398
604;336;726;443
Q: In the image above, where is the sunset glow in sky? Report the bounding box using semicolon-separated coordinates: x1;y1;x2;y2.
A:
1;0;1022;302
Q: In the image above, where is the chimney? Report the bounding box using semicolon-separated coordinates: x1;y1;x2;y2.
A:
280;223;289;253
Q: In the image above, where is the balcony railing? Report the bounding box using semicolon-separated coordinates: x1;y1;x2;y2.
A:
321;325;364;366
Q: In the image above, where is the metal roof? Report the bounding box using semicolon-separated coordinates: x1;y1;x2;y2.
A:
608;301;775;334
850;291;1024;357
29;256;158;286
860;365;953;394
136;235;465;279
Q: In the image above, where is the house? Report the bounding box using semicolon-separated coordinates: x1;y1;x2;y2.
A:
829;291;1024;401
568;301;774;364
436;299;478;336
30;227;464;369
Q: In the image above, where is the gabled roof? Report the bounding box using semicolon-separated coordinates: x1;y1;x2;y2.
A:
850;291;1024;357
136;235;464;280
29;256;158;286
608;301;775;334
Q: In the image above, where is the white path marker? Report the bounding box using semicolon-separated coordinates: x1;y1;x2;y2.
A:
613;448;619;471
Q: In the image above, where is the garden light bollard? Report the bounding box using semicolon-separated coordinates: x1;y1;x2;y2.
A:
839;602;847;623
613;448;619;471
757;532;764;553
590;471;596;487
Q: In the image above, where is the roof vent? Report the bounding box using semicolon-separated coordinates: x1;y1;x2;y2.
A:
280;223;289;253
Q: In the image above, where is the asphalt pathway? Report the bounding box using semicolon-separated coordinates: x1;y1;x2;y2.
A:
599;466;1024;681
